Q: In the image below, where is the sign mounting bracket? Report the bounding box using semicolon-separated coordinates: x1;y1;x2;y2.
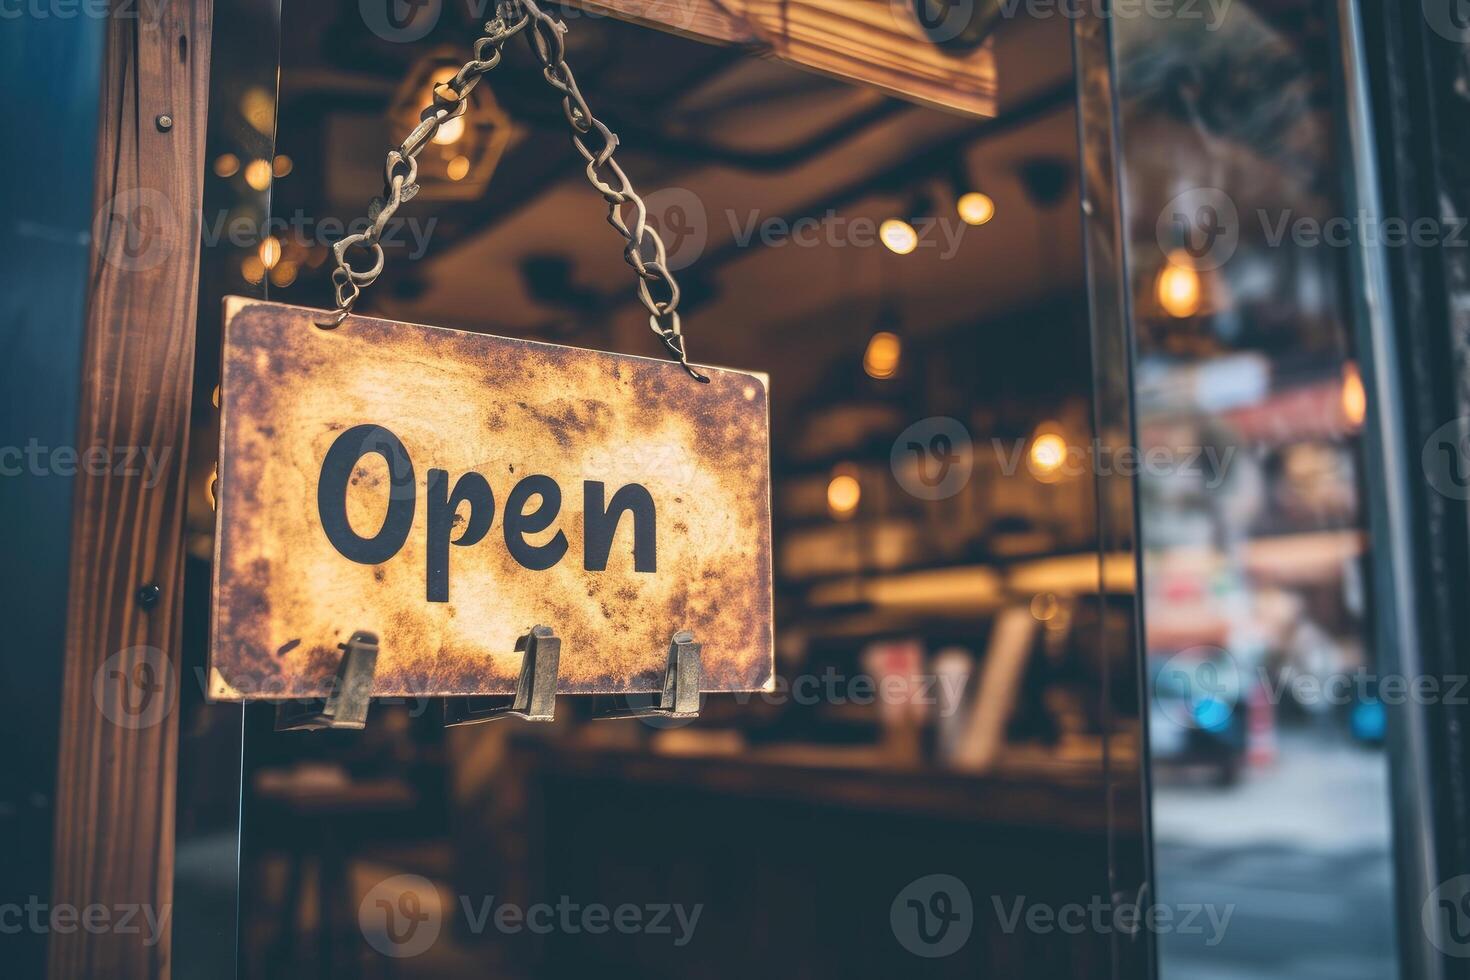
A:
273;631;381;731
443;625;563;726
591;631;703;721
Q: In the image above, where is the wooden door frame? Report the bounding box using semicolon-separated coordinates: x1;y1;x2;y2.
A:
49;1;213;977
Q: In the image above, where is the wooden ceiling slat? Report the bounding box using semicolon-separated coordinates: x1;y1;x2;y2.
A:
566;0;997;117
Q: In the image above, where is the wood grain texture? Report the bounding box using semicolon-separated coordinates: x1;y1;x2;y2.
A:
48;2;212;978
568;0;997;117
211;300;774;699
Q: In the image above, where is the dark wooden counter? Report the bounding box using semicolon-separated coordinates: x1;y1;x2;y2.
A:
524;738;1138;835
458;736;1145;980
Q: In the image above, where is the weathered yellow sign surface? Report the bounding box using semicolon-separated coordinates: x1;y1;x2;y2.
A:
210;298;773;699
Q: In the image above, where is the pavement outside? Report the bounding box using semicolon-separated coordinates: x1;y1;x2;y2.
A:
1153;727;1398;980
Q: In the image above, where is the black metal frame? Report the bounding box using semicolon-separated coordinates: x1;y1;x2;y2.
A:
1347;3;1470;977
1069;8;1157;980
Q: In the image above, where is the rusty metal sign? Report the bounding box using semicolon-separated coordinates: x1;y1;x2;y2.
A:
210;298;773;700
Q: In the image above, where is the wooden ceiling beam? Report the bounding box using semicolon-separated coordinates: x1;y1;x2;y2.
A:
564;0;998;117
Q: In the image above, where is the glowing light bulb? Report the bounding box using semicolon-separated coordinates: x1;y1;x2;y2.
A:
243;158;272;191
881;218;919;255
1156;251;1201;318
1342;360;1366;429
272;154;293;178
446;155;471;181
213;153;240;178
827;469;861;519
957;191;994;226
433;114;466;145
258;236;282;270
269;260;298;288
1028;432;1068;479
864;331;902;379
240;86;274;135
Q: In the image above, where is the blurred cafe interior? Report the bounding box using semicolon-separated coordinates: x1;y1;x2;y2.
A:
12;0;1468;979
176;4;1154;978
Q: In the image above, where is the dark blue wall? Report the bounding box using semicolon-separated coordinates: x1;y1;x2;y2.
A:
0;10;105;977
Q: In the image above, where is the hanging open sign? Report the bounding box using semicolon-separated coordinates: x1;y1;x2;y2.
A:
209;298;774;700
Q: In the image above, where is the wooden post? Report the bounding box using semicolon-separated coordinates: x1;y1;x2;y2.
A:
48;1;213;977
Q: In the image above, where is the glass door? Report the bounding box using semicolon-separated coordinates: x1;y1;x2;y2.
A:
1075;2;1465;979
25;1;1468;978
180;2;1149;978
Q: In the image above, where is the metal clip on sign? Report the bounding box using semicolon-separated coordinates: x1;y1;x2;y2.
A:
442;627;704;726
273;632;380;731
591;631;703;721
272;626;702;731
443;625;562;726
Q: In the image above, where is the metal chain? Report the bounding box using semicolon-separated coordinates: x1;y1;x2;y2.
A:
318;0;708;382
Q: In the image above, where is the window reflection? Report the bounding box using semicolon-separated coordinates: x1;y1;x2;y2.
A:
1113;5;1399;979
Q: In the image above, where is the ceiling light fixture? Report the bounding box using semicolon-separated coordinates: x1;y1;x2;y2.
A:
1156;250;1202;319
269;260;298;288
433;114;466;145
957;191;995;226
881;218;919;255
883;187;935;256
243;158;272;192
951;159;994;226
213;153;240;179
864;331;902;380
240;255;265;285
1341;360;1366;429
258;236;282;270
1027;428;1069;481
827;467;862;520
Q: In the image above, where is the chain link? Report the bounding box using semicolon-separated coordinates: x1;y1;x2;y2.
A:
318;0;707;382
